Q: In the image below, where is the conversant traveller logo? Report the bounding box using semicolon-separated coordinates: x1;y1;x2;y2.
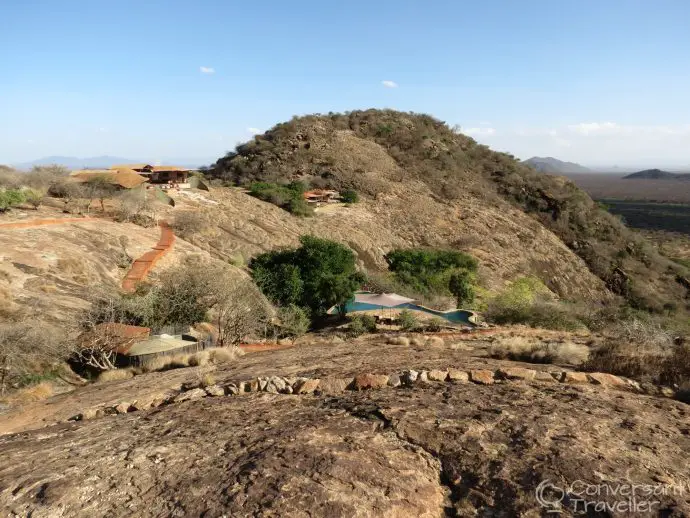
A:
535;479;687;514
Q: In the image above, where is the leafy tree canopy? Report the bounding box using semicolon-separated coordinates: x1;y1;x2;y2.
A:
250;235;365;316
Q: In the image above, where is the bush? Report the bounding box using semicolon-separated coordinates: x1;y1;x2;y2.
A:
23;189;43;209
489;336;589;365
340;189;359;203
249;181;314;216
396;309;418;331
585;319;676;381
386;248;478;299
278;304;310;342
172;211;207;238
0;189;26;211
425;317;444;332
96;368;135;383
347;314;377;337
251;235;365;316
346;317;366;338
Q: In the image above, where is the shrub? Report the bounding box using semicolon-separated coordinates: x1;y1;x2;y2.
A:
249;181;314;216
347;314;377;336
489;336;589;365
340;189;359;203
584;319;673;381
396;309;418;331
278;304;310;342
172;211;207;238
208;346;244;364
425;317;444;332
346;317;366;338
23;189;43;209
0;189;26;212
448;269;475;307
251;235;365;316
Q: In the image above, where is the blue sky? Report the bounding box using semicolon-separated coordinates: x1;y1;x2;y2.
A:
1;0;689;167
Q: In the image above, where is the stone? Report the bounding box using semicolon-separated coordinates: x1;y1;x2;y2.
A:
418;371;429;383
284;377;300;388
447;369;469;383
205;385;225;397
534;371;558;383
227;384;240;395
267;376;287;393
247;379;260;392
428;369;449;382
402;370;419;385
353;374;389;390
317;377;353;394
469;370;494;385
72;408;99;421
561;371;589;384
258;378;268;391
114;402;133;414
237;381;249;393
587;372;628;388
294;378;320;394
174;388;207;403
181;380;200;391
388;374;402;388
496;367;537;381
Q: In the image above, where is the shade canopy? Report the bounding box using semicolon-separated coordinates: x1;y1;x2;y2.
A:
353;292;415;308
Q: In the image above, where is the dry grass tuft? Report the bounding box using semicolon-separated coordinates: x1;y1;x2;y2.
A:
208;346;243;363
387;336;410;346
409;337;425;346
489;336;589;366
7;381;55;403
188;351;210;367
96;368;135;383
426;336;445;348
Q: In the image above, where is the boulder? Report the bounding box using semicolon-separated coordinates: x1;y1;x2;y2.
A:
388;374;402;388
534;371;559;383
428;369;449;382
114;402;133;414
227;384;240;395
294;378;321;394
561;372;589;384
587;372;628;388
469;370;494;385
205;385;225;397
317;377;353;394
71;408;100;421
353;374;389;390
402;370;419;385
174;388;207;403
496;367;537;381
418;371;429;383
447;369;469;383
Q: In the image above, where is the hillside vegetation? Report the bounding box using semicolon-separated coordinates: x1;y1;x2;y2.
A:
209;109;689;314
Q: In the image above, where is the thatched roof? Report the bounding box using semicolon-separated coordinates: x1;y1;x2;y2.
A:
151;165;190;172
109;164;153;171
72;169;148;189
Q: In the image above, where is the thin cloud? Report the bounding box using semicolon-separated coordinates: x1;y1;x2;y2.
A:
200;66;215;74
381;80;398;88
247;127;262;135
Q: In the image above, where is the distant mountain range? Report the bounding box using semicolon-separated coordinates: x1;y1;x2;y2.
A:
10;156;212;170
522;157;591;174
623;169;690;180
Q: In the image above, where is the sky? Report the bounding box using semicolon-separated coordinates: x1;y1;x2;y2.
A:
1;0;689;168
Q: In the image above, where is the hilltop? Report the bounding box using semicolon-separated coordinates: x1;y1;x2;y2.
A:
623;168;690;180
522;156;591;174
209;109;689;313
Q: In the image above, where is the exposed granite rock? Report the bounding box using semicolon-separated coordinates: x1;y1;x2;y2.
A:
496;367;537;381
353;374;390;390
469;369;494;385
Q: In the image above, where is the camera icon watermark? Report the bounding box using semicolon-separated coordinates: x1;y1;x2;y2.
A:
535;479;686;514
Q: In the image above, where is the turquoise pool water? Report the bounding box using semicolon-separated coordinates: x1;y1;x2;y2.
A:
336;300;475;325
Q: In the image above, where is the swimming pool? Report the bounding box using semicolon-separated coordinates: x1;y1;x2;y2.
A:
335;300;476;325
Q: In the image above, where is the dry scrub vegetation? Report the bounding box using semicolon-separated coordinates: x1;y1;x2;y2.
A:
488;336;589;366
95;347;244;383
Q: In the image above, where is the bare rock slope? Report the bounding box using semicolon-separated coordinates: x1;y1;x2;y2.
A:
1;339;689;517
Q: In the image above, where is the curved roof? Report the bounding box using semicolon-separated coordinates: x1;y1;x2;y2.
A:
353;292;415;307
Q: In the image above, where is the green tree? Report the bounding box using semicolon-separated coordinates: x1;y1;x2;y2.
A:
340;189;359;203
448;269;475;307
396;309;418;331
250;235;365;316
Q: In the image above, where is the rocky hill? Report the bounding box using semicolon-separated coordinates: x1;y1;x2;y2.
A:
624;168;690;180
522;156;591;174
208;110;689;313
